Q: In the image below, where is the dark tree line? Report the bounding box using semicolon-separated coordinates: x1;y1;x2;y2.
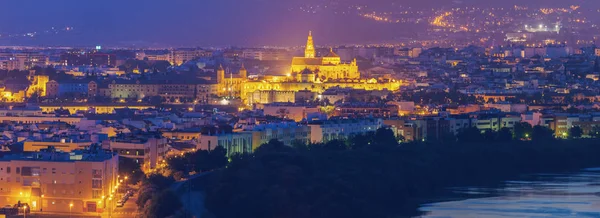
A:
165;146;228;180
200;128;600;218
135;146;229;218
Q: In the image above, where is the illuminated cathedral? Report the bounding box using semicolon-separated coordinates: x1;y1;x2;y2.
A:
217;31;402;105
290;31;360;81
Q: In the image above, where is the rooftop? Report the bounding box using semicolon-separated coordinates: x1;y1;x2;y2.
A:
0;145;115;162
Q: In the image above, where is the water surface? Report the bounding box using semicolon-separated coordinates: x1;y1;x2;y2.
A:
418;168;600;218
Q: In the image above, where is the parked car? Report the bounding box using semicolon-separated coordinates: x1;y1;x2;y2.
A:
0;205;17;215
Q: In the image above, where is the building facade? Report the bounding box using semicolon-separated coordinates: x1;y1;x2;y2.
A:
0;148;118;214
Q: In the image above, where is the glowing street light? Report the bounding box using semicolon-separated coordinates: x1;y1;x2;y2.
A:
69;203;73;218
23;205;27;218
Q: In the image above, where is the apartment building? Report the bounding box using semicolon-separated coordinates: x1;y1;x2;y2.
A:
308;118;383;143
244;122;311;149
107;134;168;170
0;147;119;214
199;132;253;157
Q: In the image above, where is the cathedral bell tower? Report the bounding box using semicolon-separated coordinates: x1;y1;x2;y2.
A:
217;64;225;84
305;31;316;58
239;63;248;79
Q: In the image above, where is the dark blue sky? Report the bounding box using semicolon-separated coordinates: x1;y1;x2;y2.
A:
0;0;594;47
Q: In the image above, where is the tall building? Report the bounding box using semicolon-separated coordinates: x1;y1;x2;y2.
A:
0;147;119;214
304;31;316;58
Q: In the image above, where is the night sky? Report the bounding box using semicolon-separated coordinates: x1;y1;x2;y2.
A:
0;0;594;47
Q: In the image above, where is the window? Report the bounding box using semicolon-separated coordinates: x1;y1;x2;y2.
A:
6;167;10;174
16;168;19;174
92;180;102;189
51;168;56;174
92;170;102;179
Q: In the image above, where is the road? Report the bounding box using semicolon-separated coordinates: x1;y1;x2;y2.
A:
111;195;138;218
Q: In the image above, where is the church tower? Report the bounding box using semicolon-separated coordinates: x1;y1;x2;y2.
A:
239;63;247;79
304;31;316;58
217;64;225;84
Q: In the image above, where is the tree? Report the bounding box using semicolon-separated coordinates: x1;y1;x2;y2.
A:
166;155;188;174
591;126;600;138
119;157;144;185
568;126;583;139
396;134;406;144
141;190;183;218
172;171;185;181
255;139;294;155
513;122;533;140
209;146;229;169
323;139;347;151
291;139;309;151
150;60;172;72
136;185;157;208
456;127;483;143
496;127;513;142
372;127;398;149
531;125;554;142
482;129;497;142
348;132;374;150
146;174;176;190
192;150;211;172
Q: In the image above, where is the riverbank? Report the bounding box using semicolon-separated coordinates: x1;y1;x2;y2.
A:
200;138;600;218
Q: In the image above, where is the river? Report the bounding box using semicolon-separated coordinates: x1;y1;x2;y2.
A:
417;167;600;218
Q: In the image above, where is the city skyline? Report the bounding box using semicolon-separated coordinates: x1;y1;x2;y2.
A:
3;1;600;218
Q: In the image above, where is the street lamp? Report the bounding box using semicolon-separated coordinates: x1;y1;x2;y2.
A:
40;194;44;212
69;203;73;218
23;205;27;218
